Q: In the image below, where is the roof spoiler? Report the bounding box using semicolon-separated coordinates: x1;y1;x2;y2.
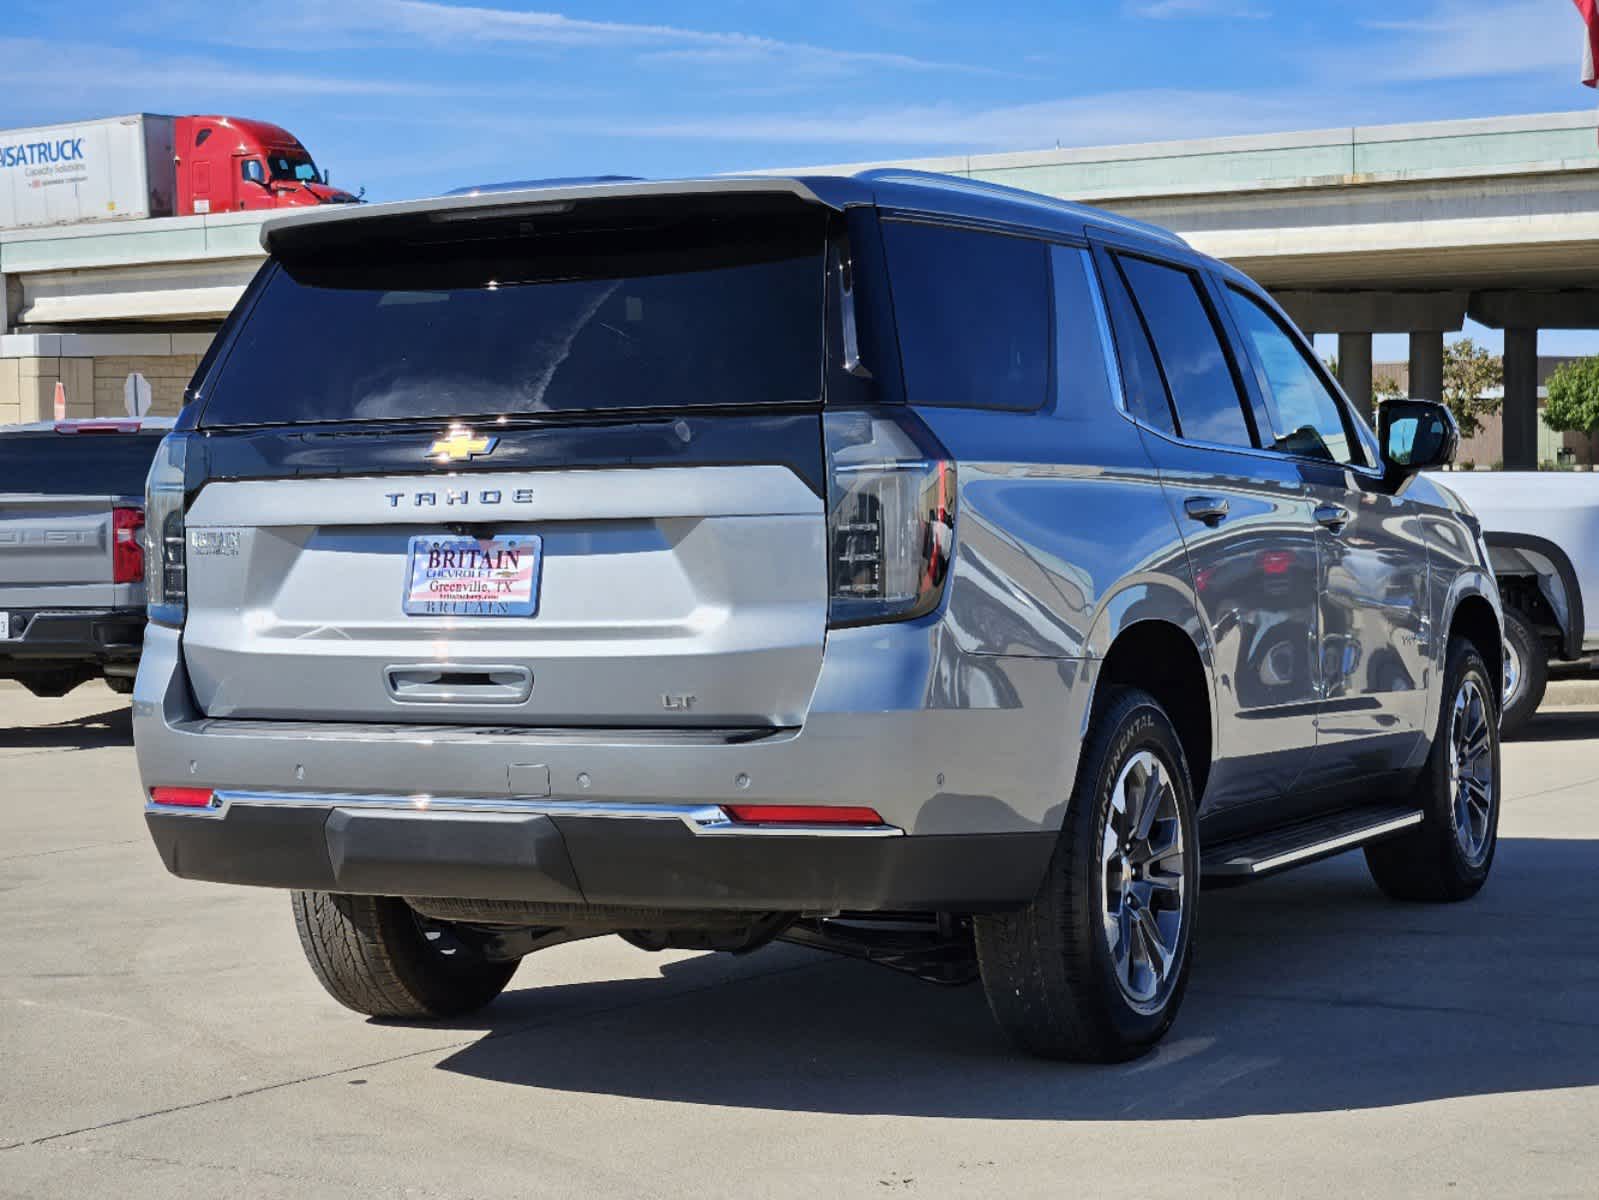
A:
259;177;838;256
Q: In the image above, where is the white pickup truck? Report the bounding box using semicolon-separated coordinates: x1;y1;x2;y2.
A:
0;418;172;697
1430;471;1599;736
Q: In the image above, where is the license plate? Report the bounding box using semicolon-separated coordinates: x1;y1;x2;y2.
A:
0;612;8;639
403;535;542;617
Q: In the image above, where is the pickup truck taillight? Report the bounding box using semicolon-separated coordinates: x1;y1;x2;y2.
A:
144;434;188;626
824;408;956;628
112;506;145;584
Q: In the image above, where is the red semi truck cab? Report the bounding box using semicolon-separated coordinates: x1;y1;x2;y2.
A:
174;115;359;215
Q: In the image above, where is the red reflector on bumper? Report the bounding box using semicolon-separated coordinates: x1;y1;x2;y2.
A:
723;804;886;826
151;787;215;808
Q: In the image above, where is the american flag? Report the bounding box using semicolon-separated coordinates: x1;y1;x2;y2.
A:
1578;0;1599;86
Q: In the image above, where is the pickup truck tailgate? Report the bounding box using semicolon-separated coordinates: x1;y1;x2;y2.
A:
0;494;118;608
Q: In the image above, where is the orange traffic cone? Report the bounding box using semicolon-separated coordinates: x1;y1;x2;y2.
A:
52;380;67;422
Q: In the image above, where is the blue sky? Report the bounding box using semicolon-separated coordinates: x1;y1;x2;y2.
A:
5;0;1597;354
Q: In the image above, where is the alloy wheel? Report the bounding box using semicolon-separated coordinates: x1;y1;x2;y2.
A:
1100;749;1187;1012
1449;676;1496;865
1501;638;1521;708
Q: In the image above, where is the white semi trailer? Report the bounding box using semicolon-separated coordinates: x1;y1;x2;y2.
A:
0;114;177;230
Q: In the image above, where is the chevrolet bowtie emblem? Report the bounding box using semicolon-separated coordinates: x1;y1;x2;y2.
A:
428;429;498;462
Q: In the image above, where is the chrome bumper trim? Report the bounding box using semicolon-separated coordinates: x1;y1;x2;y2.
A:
145;790;906;839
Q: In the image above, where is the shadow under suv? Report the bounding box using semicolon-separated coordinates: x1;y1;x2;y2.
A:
135;172;1502;1061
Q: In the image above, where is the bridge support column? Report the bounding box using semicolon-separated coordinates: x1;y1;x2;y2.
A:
1503;327;1539;470
1337;332;1374;422
1408;332;1444;405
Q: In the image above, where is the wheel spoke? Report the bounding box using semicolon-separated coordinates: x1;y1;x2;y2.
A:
1132;905;1172;980
1462;726;1489;761
1464;778;1493;817
1102;821;1121;873
1120;765;1145;844
1133;761;1164;844
1132;820;1181;869
1142;872;1182;906
1113;905;1132;977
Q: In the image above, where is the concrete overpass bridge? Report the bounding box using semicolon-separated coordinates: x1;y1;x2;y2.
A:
6;109;1599;466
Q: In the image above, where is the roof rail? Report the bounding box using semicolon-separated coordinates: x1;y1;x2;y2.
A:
854;168;1190;248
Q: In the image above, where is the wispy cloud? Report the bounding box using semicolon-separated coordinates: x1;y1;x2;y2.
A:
591;89;1367;153
1124;1;1270;19
203;0;996;76
0;37;476;99
1337;1;1574;82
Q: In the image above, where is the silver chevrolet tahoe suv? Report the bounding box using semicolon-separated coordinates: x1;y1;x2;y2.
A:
135;173;1502;1062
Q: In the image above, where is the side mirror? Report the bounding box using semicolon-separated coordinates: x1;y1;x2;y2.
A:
1378;398;1458;479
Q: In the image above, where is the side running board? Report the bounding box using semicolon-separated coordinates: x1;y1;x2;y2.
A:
1202;805;1424;880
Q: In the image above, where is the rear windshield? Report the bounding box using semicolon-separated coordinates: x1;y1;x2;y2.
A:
201;212;827;426
0;434;165;497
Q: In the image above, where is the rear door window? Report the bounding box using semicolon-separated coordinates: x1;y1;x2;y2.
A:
880;221;1050;412
1095;251;1176;434
1116;255;1254;448
200;212;827;426
0;434;165;496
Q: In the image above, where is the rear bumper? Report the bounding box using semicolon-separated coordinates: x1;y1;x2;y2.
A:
134;621;1091;911
0;608;145;672
145;797;1056;912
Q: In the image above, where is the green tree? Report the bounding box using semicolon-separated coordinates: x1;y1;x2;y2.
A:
1544;355;1599;464
1441;338;1503;439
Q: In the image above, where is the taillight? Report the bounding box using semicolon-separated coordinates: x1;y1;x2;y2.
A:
144;434;189;626
150;787;214;808
112;506;145;584
824;408;956;628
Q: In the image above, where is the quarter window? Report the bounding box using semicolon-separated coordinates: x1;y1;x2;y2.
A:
1225;287;1362;466
1095;250;1174;433
881;221;1050;412
1117;255;1253;448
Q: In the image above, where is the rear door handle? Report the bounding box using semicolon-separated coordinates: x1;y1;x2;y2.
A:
1184;496;1230;526
1315;503;1352;533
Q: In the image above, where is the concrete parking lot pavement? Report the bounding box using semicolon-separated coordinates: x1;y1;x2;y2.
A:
1;682;1596;1199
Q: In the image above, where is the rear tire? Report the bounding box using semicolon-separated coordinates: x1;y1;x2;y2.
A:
1498;606;1546;740
974;687;1198;1062
291;891;518;1019
1365;637;1499;902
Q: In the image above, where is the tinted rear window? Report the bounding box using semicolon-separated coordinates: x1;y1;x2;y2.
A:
1117;255;1252;448
0;434;165;497
201;213;826;426
881;221;1050;412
